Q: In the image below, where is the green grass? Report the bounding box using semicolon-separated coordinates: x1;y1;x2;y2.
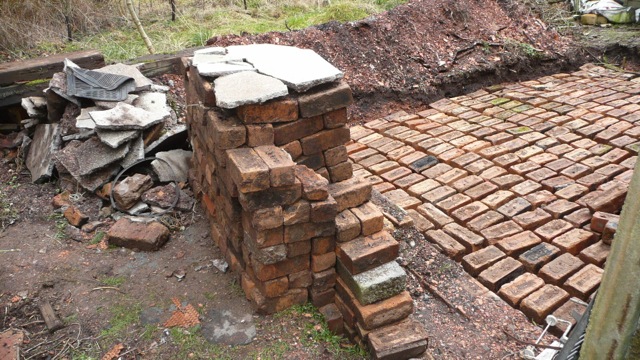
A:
101;276;126;287
90;231;106;245
169;326;232;359
46;212;67;240
100;303;142;343
23;0;407;62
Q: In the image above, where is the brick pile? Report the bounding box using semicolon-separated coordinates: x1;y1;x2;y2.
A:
182;46;427;359
349;63;639;333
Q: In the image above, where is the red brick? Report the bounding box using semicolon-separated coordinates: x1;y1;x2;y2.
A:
393;173;426;190
481;221;524;245
301;127;351;155
496;230;542;256
481;190;515;209
406;179;441;197
497;197;532;217
462;245;506;276
384;189;421;210
380;167;412;182
416;203;454;228
590;211;620;232
520;285;570;324
555;184;589;201
351;201;384;236
274;116;324;146
478;257;525;291
544;199;581;219
421;185;456;203
498;273;545;307
336;209;361;242
564;264;603;300
236;97;299;124
452;175;484;192
565;208;593;227
436;168;469;185
513;209;553;230
421;163;453;179
552;228;597;255
366;319;428;360
336;231;399;275
406;209;435;233
465;158;494;174
298;81;353;118
467;210;505;232
329;177;372;212
579;241;610;266
443;222;485;252
425;230;467;260
451;201;490;223
519;242;561;272
538;253;584;285
435;193;472;214
491;174;524;190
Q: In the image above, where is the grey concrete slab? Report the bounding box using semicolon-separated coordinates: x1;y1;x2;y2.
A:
214;71;288;109
132;92;171;117
337;260;407;305
144;124;187;155
226;44;343;92
56;137;129;178
62;130;95;142
94;94;138;110
197;61;256;78
201;309;256;346
122;136;145;168
90;103;166;130
76;107;100;129
26;124;62;183
151;149;192;182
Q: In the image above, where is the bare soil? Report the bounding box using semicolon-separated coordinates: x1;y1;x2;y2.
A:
2;0;639;358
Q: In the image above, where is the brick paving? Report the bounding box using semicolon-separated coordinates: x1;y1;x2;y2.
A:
349;64;639;327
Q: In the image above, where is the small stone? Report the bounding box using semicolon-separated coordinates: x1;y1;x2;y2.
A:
113;174;154;210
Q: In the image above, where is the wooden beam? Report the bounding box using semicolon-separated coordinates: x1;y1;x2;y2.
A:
581;164;640;358
0;50;104;87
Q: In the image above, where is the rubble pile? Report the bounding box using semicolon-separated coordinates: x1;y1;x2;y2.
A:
19;59;194;250
185;44;428;359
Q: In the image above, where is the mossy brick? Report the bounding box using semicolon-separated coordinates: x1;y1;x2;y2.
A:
236;97;299;124
298;81;354;118
337;231;399;275
337;260;407;305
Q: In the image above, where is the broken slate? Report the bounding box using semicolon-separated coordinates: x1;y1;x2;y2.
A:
96;128;139;148
226;44;344;92
62;130;95;142
21;97;47;119
213;71;288;109
151;149;192;182
26;124;61;183
107;217;170;251
75;107;99;129
90;103;166;130
132;92;171;117
122;135;145;168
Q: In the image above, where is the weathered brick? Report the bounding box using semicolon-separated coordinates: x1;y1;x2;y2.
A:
513;209;552;230
498;273;545;307
534;219;573;241
496;231;542;256
329;177;372;212
238;181;302;211
416;203;454;228
407;179;442;197
552;228;597;255
298;81;354;118
462;245;506;276
481;221;524;245
324;145;348;167
564;264;603;300
284;221;334;244
366;319;428;360
324;108;348;129
443;222;485;252
384;189;421;210
274;116;324;146
465;181;499;200
519;242;561;272
336;209;361;242
491;174;525;190
301;127;351;155
590;211;620;232
283;199;310;225
538;253;584;285
421;185;456;203
246;124;275;147
253;254;310;282
107;218;170;251
497;197;532;217
482;190;516;209
312;251;336;272
579;241;610;266
255;145;296;187
337;231;399;275
351;201;384;235
477;257;525;291
467;210;505;232
520;285;570;324
435;193;472;214
406;209;435;232
207;111;247;150
236;97;299;124
425;230;466;261
226;148;270;193
452;201;489;223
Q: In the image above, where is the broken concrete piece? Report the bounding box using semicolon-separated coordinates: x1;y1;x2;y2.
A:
96;128;139;148
21;97;47;118
90;103;166;130
193;47;227;56
122;136;145;168
142;184;194;211
144;124;187;155
201;309;256;346
95;63;153;92
94;94;138;109
62;130;95;142
226;44;344;92
132;92;171;116
197;61;256;77
107;217;170;251
77;163;121;192
113;174;154;210
75;107;100;129
151;149;192;182
26;124;61;183
56;137;129;177
214;71;288;109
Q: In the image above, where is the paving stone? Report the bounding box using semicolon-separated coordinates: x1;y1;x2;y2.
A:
520;285;570;324
519;243;562;272
498;273;545;307
539;253;584;285
478;257;525;291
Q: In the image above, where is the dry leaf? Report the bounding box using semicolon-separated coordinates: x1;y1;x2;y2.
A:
101;343;124;360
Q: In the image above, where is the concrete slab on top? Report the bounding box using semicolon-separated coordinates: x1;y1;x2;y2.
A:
213;71;288;109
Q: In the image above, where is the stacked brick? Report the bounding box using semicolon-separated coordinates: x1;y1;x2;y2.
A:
348;63;639;333
182;50;427;359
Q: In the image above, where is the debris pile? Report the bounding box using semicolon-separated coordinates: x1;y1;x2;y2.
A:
185;44;427;359
18;59;194;250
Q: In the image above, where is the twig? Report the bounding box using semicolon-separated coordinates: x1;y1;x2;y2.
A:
403;265;471;321
91;286;123;293
502;327;563;350
0;249;21;253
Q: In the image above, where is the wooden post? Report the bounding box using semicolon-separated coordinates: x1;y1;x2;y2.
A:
580;164;640;358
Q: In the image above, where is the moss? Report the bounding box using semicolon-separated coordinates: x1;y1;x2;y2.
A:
24;78;50;86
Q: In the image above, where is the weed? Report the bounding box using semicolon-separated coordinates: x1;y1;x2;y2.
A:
142;324;158;341
0;189;18;230
46;212;67;239
101;276;126;287
503;38;544;59
90;231;106;245
169;326;231;359
63;313;79;324
100;303;142;343
203;292;216;300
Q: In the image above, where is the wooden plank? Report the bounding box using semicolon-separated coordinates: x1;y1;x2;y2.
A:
0;50;104;87
0;83;47;108
38;302;63;333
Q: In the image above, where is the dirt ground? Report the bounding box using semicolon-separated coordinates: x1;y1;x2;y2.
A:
2;0;640;358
